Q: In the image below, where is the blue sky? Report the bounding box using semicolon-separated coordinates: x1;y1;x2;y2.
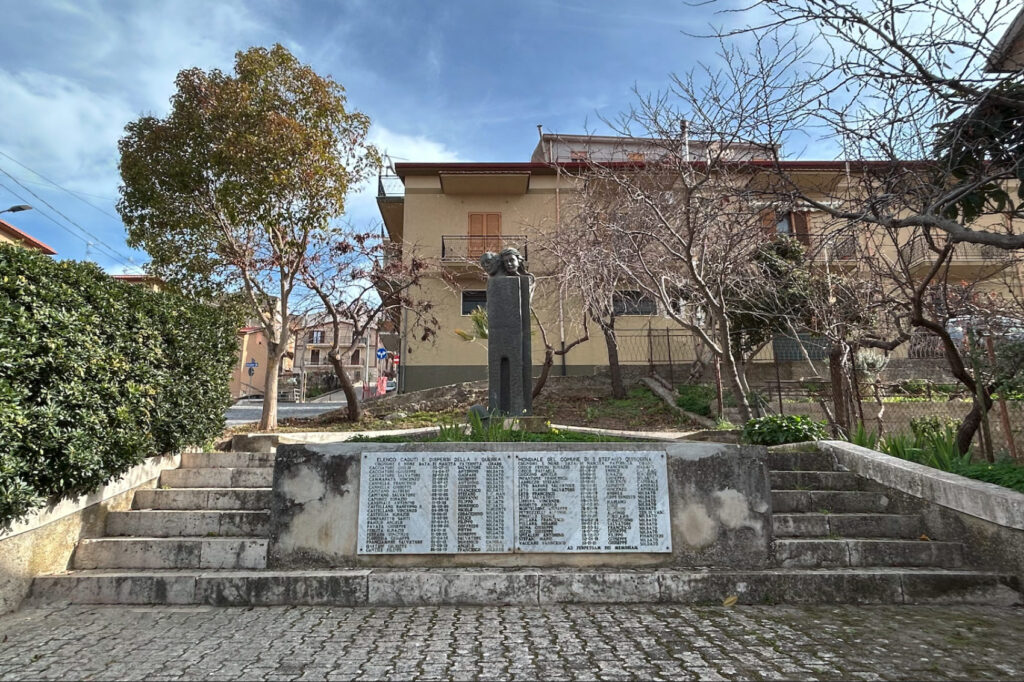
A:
0;0;770;272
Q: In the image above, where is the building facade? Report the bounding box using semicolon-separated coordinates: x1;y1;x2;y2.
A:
378;133;1023;393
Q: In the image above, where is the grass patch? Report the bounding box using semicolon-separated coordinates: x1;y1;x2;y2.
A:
676;384;716;417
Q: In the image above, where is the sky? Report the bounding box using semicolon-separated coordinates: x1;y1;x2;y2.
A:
0;0;830;272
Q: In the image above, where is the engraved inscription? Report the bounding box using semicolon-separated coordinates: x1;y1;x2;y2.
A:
514;452;671;553
358;453;513;554
357;450;671;555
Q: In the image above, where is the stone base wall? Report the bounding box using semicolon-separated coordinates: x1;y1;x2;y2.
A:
0;453;180;614
268;442;771;570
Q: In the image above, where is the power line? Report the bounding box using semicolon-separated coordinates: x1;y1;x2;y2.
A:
0;170;144;273
0;150;121;220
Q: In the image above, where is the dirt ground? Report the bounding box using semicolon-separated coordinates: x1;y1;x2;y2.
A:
265;375;696;433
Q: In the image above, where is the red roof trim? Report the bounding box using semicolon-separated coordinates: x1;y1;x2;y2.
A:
0;219;56;255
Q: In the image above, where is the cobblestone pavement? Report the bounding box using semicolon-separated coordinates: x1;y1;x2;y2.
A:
2;603;1023;681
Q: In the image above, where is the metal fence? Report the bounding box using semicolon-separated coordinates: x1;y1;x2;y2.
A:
612;328;1019;458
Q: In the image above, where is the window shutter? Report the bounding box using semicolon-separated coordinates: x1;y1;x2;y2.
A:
759;209;775;239
793;211;810;246
469;213;485;259
485;213;501;252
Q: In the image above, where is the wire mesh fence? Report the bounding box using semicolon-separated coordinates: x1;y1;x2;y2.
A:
611;328;1020;458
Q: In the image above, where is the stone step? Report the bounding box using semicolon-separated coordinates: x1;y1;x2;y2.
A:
106;510;269;538
774;513;924;539
159;467;274;489
73;538;268;570
180;451;276;469
766;450;838;472
772;489;891;513
132;488;272;511
775;538;964;569
770;470;863;491
28;568;1020;607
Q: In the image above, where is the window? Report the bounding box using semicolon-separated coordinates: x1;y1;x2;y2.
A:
613;290;657;316
776;213;792;236
761;209;810;245
308;330;325;344
351;349;361;366
570;150;589;161
627;152;645;162
468;213;501;259
310;349;321;365
462;290;487;316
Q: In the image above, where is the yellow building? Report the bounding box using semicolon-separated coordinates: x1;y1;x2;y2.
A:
378;133;1021;392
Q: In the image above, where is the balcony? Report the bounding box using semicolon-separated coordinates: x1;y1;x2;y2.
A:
905;235;1012;278
441;235;529;265
376;174;405;242
810;232;858;261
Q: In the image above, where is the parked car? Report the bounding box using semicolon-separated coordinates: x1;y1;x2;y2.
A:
386;379;397;393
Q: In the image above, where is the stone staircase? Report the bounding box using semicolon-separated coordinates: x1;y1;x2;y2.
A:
27;446;1020;607
766;447;1015;600
74;451;274;571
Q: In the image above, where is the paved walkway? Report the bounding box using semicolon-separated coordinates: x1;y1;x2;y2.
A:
226;400;342;426
2;603;1023;680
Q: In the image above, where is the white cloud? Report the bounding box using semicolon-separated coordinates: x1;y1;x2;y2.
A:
340;124;466;229
369;125;464;166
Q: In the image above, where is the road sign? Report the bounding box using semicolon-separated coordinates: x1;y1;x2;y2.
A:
376;348;387;360
247;367;255;377
245;359;258;369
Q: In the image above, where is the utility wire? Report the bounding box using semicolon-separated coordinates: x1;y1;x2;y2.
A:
0;170;143;273
0;150;121;220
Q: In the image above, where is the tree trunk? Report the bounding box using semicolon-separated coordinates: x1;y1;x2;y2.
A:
828;343;850;436
600;323;626;399
258;350;281;431
533;347;555;399
956;391;993;458
329;351;362;422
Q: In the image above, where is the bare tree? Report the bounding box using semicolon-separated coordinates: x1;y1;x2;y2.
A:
711;0;1024;249
301;227;435;422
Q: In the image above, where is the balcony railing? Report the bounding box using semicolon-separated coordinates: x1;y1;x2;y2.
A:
377;174;404;199
441;235;529;263
906;235;1011;267
810;232;858;261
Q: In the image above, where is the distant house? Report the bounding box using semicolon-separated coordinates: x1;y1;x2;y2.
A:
111;274;163;291
0;219;56;255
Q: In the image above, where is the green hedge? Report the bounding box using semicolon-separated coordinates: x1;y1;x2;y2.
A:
0;245;239;525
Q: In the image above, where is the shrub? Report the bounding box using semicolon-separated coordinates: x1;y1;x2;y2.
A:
0;245;240;525
849;422;880;450
951;459;1024;494
741;414;828;446
676;384;716;416
909;415;959;441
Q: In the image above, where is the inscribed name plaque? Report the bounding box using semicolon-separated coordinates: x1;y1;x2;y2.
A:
514;452;671;553
358;453;513;554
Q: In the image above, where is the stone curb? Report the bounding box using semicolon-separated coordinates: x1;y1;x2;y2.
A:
29;568;1021;607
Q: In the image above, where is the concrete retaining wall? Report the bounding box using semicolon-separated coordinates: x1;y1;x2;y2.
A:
0;453;180;614
268;442;771;570
819;440;1024;582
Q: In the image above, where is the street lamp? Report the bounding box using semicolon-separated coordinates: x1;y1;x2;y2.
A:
0;204;32;215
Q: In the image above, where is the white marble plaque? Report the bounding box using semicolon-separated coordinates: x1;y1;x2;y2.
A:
357;450;672;555
514;452;672;553
358;452;514;554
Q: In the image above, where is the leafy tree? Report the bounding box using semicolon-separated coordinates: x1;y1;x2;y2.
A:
118;44;379;430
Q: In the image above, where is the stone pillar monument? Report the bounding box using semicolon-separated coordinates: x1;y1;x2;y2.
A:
480;248;533;416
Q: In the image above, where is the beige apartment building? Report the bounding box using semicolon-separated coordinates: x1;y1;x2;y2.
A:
292;314;391;399
378;133;1022;393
